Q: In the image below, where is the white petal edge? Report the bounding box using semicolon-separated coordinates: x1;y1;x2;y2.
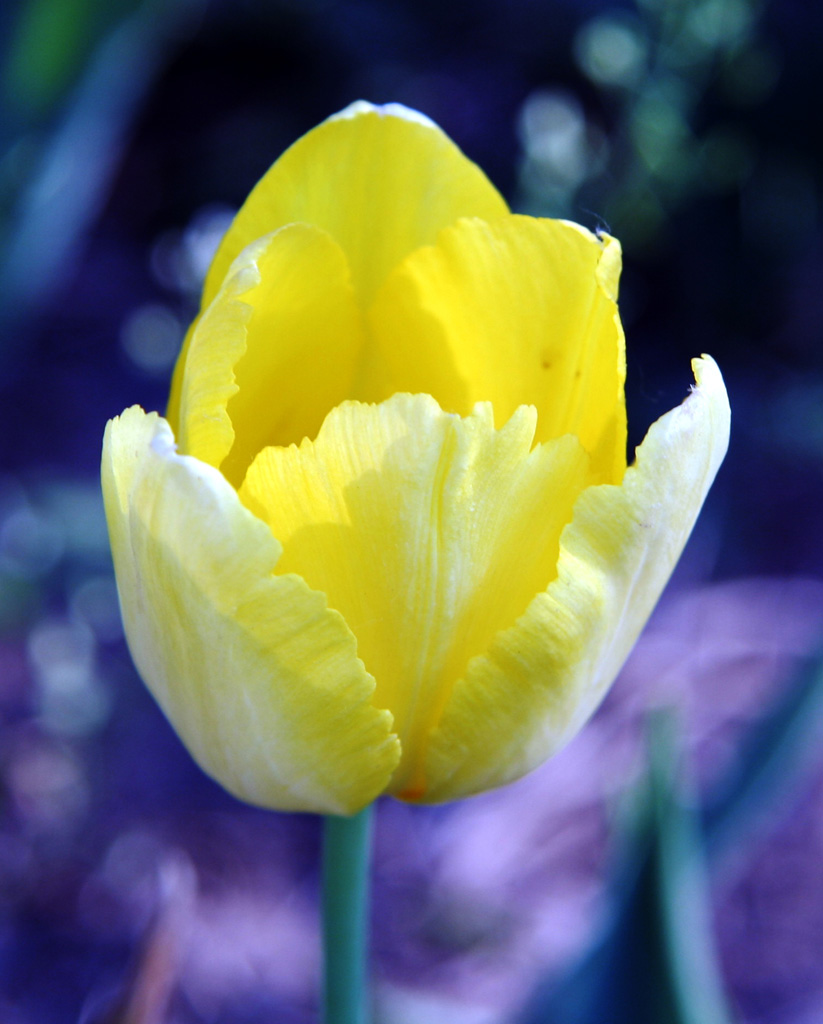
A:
330;99;440;130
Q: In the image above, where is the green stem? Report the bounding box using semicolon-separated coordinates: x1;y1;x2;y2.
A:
322;804;374;1024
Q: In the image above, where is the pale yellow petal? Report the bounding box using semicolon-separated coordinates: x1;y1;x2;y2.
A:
420;356;730;802
174;223;364;483
240;394;590;796
102;406;399;814
366;217;626;483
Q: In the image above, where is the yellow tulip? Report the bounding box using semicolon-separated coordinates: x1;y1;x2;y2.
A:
102;102;729;815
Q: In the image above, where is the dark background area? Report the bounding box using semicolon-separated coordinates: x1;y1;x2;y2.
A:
1;1;823;1022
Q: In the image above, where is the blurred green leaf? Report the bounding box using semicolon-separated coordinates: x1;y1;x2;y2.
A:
520;646;823;1024
647;714;734;1024
703;653;823;858
518;713;735;1024
2;0;132;121
0;0;204;361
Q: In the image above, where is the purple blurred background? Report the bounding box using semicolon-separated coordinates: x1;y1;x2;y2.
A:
2;1;823;1022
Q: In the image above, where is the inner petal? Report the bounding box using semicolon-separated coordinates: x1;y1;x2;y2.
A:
239;394;589;794
221;225;364;486
174;222;365;486
201;102;509;312
167;102;508;434
364;216;627;485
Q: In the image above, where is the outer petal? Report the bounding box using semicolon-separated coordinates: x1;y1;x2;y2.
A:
420;356;730;802
366;217;626;484
102;406;399;814
240;394;589;796
174;223;364;481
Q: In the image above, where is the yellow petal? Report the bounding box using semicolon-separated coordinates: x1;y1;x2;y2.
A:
174;223;364;483
206;102;508;308
420;355;730;802
167;102;507;430
366;217;627;483
240;394;590;797
102;406;399;814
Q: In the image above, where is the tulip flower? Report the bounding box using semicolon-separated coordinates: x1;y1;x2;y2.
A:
102;101;729;818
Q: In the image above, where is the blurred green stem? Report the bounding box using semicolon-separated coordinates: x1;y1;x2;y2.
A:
322;805;374;1024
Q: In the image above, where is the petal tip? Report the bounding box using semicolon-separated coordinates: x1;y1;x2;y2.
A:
692;352;723;389
689;354;729;421
330;99;439;131
690;353;731;468
552;219;623;302
596;232;622;302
